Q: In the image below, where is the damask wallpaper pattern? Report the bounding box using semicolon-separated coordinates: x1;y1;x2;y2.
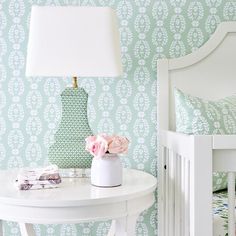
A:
0;0;235;235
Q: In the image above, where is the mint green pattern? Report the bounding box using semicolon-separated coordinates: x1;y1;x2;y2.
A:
175;88;236;192
175;89;236;135
213;172;228;193
0;0;236;235
48;88;93;168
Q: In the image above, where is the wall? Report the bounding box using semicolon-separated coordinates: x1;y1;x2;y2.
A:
0;0;235;235
0;0;157;235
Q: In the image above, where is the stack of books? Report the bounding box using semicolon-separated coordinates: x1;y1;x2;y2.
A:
15;165;61;190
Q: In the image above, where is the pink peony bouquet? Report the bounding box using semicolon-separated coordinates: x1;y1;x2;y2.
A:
85;134;129;158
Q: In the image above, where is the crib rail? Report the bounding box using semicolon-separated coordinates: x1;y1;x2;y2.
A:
161;146;190;236
158;131;236;236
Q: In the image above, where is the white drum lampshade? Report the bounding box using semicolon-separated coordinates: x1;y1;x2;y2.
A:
25;6;123;169
26;6;123;77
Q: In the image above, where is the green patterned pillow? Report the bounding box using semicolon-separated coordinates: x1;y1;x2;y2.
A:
174;88;236;192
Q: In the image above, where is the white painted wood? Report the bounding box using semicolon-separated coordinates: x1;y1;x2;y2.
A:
161;145;192;236
161;135;213;235
213;150;236;172
180;156;185;236
168;22;236;70
227;172;235;236
126;214;139;236
0;169;156;208
189;135;213;236
164;150;169;236
0;220;2;236
161;130;194;158
184;158;190;236
114;214;139;236
160;132;236;236
163;147;167;236
168;150;175;235
157;21;236;131
126;193;155;216
212;135;236;149
107;220;115;236
0;201;127;224
115;217;126;236
174;154;181;236
158;146;165;236
0;169;156;235
158;21;236;236
19;223;35;236
168;150;175;236
194;139;236;171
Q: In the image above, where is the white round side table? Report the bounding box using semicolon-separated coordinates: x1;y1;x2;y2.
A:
0;168;157;236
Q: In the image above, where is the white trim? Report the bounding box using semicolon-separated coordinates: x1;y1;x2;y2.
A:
189;135;212;236
169;22;236;70
161;131;193;158
212;135;236;149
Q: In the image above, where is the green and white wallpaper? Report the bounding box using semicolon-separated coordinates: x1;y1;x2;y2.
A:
0;0;235;235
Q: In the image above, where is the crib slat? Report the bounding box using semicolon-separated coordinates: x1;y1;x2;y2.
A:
169;150;175;236
181;156;185;236
165;149;169;236
163;151;191;236
159;146;166;236
184;159;190;236
174;154;181;236
227;172;235;236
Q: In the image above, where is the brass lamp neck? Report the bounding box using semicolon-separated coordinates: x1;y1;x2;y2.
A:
73;77;78;88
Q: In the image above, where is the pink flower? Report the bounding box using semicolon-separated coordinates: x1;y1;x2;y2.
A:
85;135;97;144
85;135;108;158
85;136;96;152
108;136;129;154
85;134;129;158
99;133;113;144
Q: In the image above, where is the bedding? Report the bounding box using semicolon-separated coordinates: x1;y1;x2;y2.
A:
174;88;236;135
213;191;236;236
174;88;236;192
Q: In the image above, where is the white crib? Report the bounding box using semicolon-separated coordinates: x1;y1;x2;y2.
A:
157;21;236;236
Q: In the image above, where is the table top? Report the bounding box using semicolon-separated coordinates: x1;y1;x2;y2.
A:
0;168;157;208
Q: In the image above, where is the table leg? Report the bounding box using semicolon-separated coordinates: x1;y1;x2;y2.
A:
0;220;3;236
107;220;116;236
19;223;35;236
112;213;139;236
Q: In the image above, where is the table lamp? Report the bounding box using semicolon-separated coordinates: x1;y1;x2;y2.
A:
26;6;123;169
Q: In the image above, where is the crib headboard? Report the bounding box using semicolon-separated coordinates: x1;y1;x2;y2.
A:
157;21;236;131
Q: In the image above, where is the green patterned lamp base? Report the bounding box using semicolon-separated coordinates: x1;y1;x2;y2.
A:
48;87;93;168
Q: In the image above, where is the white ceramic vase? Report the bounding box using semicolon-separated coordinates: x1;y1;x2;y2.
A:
91;153;122;187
